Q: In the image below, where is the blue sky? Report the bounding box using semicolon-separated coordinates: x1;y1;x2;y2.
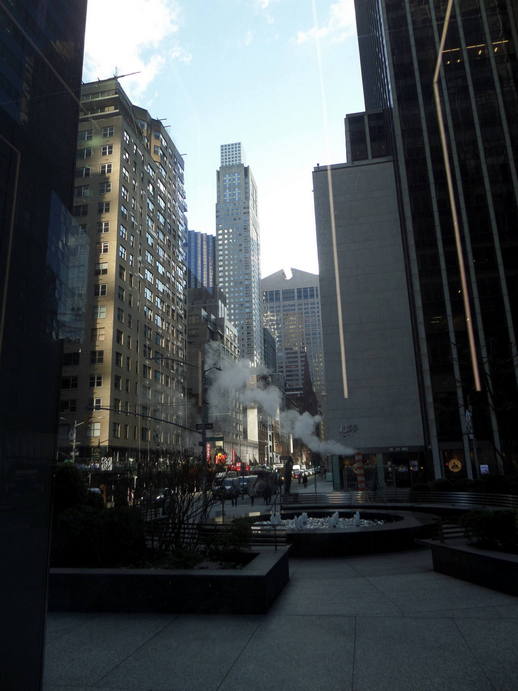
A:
84;0;364;277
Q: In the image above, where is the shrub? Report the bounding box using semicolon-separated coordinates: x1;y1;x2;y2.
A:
52;463;88;516
461;510;518;553
51;505;146;567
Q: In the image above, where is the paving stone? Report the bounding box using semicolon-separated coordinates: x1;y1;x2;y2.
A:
95;616;260;691
44;614;174;688
219;615;354;691
354;617;492;691
455;618;518;691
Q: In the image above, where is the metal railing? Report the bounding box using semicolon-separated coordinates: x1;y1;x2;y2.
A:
281;489;518;510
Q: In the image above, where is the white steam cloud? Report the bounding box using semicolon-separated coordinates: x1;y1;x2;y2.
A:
205;344;353;455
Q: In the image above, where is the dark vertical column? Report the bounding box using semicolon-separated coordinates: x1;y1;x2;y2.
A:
0;2;87;688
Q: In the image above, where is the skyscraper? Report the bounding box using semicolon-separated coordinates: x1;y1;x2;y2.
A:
262;268;326;411
316;0;518;480
0;2;88;686
187;229;216;292
216;143;263;364
59;78;188;463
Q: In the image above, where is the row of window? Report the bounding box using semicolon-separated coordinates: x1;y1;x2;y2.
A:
76;163;113;177
78;126;114;140
77;144;113;159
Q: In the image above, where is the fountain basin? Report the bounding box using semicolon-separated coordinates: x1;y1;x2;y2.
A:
255;509;437;557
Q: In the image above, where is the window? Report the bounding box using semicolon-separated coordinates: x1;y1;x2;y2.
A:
91;326;105;342
90;350;104;364
101;144;113;156
96;242;109;254
123;130;130;144
119;245;127;260
99;181;111;194
89;397;102;410
119;224;127;240
78;128;93;141
95;262;108;276
62;352;80;366
73;204;88;217
144;287;153;302
97;221;109;233
117;307;124;322
89;374;103;387
93;305;107;319
118;286;125;302
102;126;114;137
121;185;129;201
114;375;122;390
121;204;128;220
86;422;101;437
77;147;92;159
76;167;90;178
59;399;77;413
115;352;123;367
75;185;89;197
116;329;124;345
61;376;78;389
100;163;112;175
98;201;110;214
94;283;107;296
119;265;126;281
112;422;121;438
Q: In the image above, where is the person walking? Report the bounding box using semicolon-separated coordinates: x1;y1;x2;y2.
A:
302;473;308;488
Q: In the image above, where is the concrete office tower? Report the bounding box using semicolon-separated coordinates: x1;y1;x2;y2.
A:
0;2;88;686
187;229;216;292
262;269;326;412
216;143;263;364
60;78;188;463
353;0;518;478
314;113;423;489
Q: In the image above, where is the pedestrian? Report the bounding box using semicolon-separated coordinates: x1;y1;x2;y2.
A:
263;485;272;505
302;473;308;487
231;488;239;507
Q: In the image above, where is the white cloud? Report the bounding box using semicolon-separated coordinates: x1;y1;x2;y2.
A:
296;0;356;44
243;30;254;47
83;0;187;97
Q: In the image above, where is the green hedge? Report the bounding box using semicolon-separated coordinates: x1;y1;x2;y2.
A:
461;510;518;553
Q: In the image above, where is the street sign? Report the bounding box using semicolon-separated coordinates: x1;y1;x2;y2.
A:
206;436;224;442
196;423;214;431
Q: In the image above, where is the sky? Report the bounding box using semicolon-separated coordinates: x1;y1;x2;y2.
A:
83;0;364;278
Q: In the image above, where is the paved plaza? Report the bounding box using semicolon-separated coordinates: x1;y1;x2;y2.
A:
44;545;518;691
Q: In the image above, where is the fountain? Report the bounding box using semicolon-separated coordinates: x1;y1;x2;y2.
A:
257;510;384;531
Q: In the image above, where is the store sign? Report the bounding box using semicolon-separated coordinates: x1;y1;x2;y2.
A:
447;457;463;473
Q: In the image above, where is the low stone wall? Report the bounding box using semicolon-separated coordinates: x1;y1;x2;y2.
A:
427;540;518;596
48;547;290;614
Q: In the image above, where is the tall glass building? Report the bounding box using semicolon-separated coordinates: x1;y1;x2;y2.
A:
216;143;263;364
352;0;518;477
0;1;88;687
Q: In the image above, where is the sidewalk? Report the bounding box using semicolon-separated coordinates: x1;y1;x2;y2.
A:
44;546;518;690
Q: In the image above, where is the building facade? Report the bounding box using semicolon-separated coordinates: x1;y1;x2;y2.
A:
216;143;263;364
355;0;518;477
313;112;424;487
186;229;216;292
59;78;188;465
262;268;326;410
186;287;244;459
0;1;88;687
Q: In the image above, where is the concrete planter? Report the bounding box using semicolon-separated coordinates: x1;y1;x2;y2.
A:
48;547;290;614
427;539;518;596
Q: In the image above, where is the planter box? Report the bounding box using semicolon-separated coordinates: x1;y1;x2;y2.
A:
49;547;290;614
426;539;518;596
